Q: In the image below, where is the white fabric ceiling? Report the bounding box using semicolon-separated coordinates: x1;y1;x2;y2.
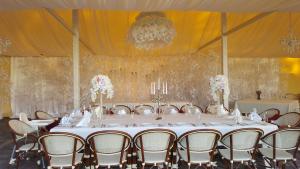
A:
1;0;300;12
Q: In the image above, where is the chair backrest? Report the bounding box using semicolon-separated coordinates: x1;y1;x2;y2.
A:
178;129;221;153
273;112;300;127
181;104;203;114
259;108;280;122
133;129;177;162
19;112;30;123
8;119;36;140
87;130;132;154
261;128;300;150
110;105;131;115
38;132;85;157
221;128;263;151
35;111;54;120
134;105;155;115
159;104;179;115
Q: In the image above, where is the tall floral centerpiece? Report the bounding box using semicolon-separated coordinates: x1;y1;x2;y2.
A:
209;75;230;115
90;74;114;119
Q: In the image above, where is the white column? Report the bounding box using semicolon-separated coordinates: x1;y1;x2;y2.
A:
72;10;80;109
221;12;229;108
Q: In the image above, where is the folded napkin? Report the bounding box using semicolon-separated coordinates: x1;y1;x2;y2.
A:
232;107;243;123
143;109;152;115
249;110;262;122
117;109;127;115
76;111;92;127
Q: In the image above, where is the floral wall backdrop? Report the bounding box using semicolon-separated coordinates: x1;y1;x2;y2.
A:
7;54;291;117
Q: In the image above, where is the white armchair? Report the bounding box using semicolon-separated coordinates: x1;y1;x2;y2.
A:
177;129;221;169
86;130;132;169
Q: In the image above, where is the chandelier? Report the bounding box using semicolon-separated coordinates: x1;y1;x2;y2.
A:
128;12;176;50
0;37;11;55
280;13;300;55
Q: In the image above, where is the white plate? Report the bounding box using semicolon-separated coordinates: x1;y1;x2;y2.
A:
107;123;121;127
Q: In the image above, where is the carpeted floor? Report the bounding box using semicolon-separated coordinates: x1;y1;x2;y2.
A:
0;118;299;169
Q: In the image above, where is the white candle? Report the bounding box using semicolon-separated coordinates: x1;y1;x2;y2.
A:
158;78;160;90
162;82;165;94
150;82;153;94
153;82;156;94
166;82;168;94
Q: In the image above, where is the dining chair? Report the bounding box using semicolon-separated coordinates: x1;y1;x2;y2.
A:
8;119;40;168
180;104;203;114
177;129;222;169
110;105;132;115
259;128;300;169
133;129;177;169
134;105;155;115
38;132;85;169
218;128;264;169
86;130;132;169
159;104;179;115
35;110;55;120
258;108;280;123
19;112;39;130
272;112;300;128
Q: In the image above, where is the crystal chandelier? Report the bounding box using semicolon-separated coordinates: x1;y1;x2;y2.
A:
280;13;300;55
0;37;11;55
128;12;176;50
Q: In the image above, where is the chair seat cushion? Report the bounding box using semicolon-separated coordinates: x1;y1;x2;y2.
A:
19;143;38;151
259;148;293;160
96;152;127;166
50;153;83;167
178;148;211;163
137;150;167;163
219;149;252;161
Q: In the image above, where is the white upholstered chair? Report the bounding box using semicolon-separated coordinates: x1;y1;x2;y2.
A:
259;128;300;169
134;105;155;115
110;105;132;115
273;112;300;128
177;129;221;169
86;130;132;169
133;129;177;169
35;111;55;120
180;104;203;114
8;119;40;168
219;128;263;169
258;108;280;122
159;104;179;115
38;132;85;169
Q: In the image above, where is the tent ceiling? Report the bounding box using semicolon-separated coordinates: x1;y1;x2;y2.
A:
2;0;300;12
0;10;300;58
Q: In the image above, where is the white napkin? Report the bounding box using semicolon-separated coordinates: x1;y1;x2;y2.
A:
60;116;71;125
76;111;91;127
117;109;127;115
143;109;152;115
249;108;262;122
170;109;178;114
232;107;243;123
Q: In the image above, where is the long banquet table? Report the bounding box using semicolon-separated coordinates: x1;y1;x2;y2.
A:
51;113;278;138
51;113;278;169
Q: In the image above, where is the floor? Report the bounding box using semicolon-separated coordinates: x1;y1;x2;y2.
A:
0;118;299;169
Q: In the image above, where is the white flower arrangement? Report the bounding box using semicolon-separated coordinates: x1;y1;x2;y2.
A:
209;75;230;103
90;74;114;102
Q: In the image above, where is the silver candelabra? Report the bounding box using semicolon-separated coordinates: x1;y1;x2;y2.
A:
150;78;168;120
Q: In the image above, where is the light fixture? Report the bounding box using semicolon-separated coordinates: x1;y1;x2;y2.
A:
280;13;300;55
0;37;11;55
128;12;176;50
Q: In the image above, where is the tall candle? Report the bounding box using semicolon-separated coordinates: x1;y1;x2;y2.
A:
162;82;165;94
158;78;160;90
166;82;168;94
153;82;156;94
150;82;153;94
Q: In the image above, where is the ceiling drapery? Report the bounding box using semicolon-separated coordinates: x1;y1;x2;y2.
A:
1;0;300;12
0;10;300;57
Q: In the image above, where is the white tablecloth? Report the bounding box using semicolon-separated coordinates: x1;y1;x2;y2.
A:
236;99;299;114
51;114;278;139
